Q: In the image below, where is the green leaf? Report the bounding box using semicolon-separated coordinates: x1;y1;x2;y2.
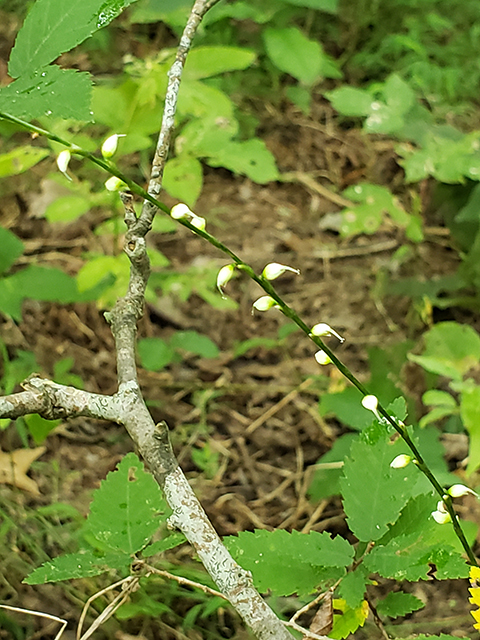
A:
422;390;457;408
24;549;121;584
12;265;80;303
0;227;23;274
45;195;91;223
341;434;418;542
326;86;373;117
9;0;136;78
408;321;480;381
142;532;186;557
24;414;60;445
383;74;415;117
263;27;339;86
319;386;372;431
0;66;92;121
330;600;368;639
86;452;169;554
309;433;357;501
184;46;255;80
225;529;352;596
0;146;49;177
460;386;480;475
376;591;424;618
169;330;219;358
282;0;338;12
207;138;279;184
138;337;176;372
337;568;368;608
163;155;203;207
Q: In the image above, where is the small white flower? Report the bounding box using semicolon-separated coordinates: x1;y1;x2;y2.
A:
190;214;206;231
361;394;382;422
217;265;235;297
390;454;411;469
56;150;71;179
436;500;448;514
310;323;345;343
101;134;125;159
252;296;278;313
105;176;126;191
263;262;300;280
448;484;478;498
431;509;451;525
314;350;332;365
170;203;192;219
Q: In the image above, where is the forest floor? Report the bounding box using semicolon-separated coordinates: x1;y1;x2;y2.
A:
0;36;478;640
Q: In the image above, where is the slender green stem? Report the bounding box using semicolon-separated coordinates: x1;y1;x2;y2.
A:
2;110;476;565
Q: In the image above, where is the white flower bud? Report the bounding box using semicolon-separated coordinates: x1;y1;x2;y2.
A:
314;350;332;365
105;176;126;191
252;296;277;313
390;454;411;469
170;203;192;219
431;509;451;525
448;484;478;498
56;149;71;179
310;323;345;343
263;262;300;280
101;134;125;159
436;500;448;513
217;265;235;297
362;395;378;412
190;214;206;231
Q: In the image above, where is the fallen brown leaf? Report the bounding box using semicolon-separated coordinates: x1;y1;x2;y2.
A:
0;446;46;495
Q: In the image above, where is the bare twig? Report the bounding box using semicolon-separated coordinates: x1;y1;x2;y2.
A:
0;605;67;640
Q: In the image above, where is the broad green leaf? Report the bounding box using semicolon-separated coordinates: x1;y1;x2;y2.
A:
24;549;120;584
169;330;219;358
45;195;91;223
326;86;373;117
9;0;137;78
408;321;480;381
225;529;352;596
184;46;255;80
163;155;203;206
138;337;176;371
383;74;415;117
12;265;80;303
263;27;339;86
0;66;92;121
309;433;357;501
376;592;424;618
86;452;169;554
319;386;372;431
460;386;480;475
0;227;23;274
0;146;49;177
282;0;338;12
207;138;279;183
76;254;130;307
178;81;234;120
422;390;457;408
365;102;405;135
24;414;61;445
341;434;417;542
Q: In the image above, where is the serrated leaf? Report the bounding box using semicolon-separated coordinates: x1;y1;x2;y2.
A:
9;0;137;78
142;532;186;557
309;433;357;501
0;66;92;121
376;591;424;618
330;600;368;639
169;330;219;358
86;452;169;554
224;529;352;596
337;569;368;608
24;549;127;584
341;434;417;541
0;146;49;177
0;227;23;274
